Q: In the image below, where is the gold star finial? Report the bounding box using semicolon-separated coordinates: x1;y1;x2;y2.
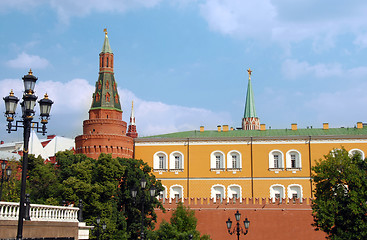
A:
104;28;108;36
247;68;252;80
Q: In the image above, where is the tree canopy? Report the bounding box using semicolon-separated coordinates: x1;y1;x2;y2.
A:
148;202;211;240
4;151;164;239
312;148;367;239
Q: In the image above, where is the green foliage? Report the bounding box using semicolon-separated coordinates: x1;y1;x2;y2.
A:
148;203;211;240
116;157;164;239
312;148;367;240
0;160;21;202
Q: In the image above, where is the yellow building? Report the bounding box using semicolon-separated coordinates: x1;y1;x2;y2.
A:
134;70;367;202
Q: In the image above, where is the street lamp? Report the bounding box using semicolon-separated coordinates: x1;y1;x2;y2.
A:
0;160;12;201
94;217;107;240
3;70;53;240
226;210;250;240
131;176;156;240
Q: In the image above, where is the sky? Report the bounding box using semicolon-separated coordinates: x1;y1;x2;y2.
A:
1;0;367;142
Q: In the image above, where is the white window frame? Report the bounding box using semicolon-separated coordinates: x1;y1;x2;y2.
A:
269;150;284;171
158;185;168;202
153;151;168;171
210;151;225;171
287;184;303;202
169;151;184;171
348;149;365;159
286;150;302;171
169;185;184;202
270;184;285;202
227;184;242;202
211;184;225;203
227;150;242;170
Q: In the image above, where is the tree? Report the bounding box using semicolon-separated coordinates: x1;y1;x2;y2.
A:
116;157;164;239
148;202;211;240
312;148;367;239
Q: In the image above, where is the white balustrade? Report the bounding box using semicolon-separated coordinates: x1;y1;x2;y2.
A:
0;201;79;222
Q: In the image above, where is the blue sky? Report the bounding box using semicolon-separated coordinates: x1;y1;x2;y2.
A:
1;0;367;142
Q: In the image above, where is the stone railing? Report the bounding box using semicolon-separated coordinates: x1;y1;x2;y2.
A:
0;201;79;222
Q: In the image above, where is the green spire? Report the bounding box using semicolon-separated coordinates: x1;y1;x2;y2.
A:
244;68;257;118
101;29;112;53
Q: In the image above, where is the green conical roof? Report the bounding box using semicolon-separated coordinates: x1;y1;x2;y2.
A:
90;73;121;111
243;77;257;118
101;33;113;53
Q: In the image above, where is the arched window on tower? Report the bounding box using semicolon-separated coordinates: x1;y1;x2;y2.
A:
106;92;110;102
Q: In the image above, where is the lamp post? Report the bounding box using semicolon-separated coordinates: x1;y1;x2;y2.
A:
3;70;53;240
226;210;250;240
95;217;107;240
131;176;156;240
0;160;12;200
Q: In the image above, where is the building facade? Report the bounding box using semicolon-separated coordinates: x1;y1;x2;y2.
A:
75;31;367;201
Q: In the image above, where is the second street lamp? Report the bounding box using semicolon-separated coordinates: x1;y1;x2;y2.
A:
0;161;12;201
3;70;53;240
131;177;156;240
226;210;250;240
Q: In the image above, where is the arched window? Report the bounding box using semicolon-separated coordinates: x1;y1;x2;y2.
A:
227;150;241;170
211;184;225;203
228;184;242;202
288;184;303;202
210;151;225;171
270;184;285;202
170;151;184;171
286;150;302;170
153;151;168;171
269;150;284;170
159;185;167;201
170;185;183;202
349;149;365;159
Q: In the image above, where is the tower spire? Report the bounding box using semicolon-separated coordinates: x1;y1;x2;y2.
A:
90;29;121;111
242;68;260;130
127;100;138;138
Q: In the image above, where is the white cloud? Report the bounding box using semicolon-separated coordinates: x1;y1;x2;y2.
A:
282;59;367;80
6;52;50;69
305;83;367;127
199;0;367;48
50;0;163;23
282;59;343;79
0;0;163;24
0;78;231;140
119;88;232;136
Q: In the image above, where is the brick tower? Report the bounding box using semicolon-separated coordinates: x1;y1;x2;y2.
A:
75;29;134;159
242;68;260;130
127;101;138;138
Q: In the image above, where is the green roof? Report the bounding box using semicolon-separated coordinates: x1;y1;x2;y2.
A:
244;78;257;118
101;34;112;53
140;126;367;139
